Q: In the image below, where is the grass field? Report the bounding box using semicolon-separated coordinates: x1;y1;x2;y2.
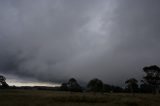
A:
0;89;160;106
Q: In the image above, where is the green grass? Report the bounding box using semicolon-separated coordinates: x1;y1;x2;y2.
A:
0;89;160;106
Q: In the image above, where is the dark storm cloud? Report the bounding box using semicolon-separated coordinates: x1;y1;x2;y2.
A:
98;0;160;84
0;0;160;85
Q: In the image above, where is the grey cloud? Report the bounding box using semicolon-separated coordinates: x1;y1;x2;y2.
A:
0;0;160;86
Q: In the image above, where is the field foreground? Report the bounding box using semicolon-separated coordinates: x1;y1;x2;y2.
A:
0;89;160;106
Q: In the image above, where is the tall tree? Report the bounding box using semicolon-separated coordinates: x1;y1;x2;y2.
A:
67;78;82;92
87;78;103;92
125;78;138;95
142;65;160;94
0;75;9;88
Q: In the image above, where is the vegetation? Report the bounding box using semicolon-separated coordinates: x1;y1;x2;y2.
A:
142;65;160;94
0;89;160;106
67;78;82;92
0;75;9;88
1;65;160;106
103;84;123;93
125;78;138;95
60;78;82;92
87;78;103;92
139;83;152;93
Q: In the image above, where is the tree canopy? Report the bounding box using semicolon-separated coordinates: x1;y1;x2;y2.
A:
0;75;9;88
142;65;160;94
125;78;138;94
60;78;82;92
87;78;103;92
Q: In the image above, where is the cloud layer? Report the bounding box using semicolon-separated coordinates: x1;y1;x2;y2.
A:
0;0;160;85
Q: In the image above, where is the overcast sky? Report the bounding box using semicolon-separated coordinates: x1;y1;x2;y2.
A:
0;0;160;86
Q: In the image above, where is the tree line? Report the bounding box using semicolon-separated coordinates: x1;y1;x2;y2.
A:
125;65;160;94
60;65;160;94
0;65;160;94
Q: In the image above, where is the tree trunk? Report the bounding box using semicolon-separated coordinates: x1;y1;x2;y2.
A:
155;86;159;94
152;85;159;94
131;87;134;96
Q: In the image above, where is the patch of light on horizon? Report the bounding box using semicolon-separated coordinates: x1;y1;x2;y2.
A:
6;79;61;87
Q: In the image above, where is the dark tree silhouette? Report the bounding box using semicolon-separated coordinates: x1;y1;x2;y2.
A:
87;78;103;92
140;83;152;93
125;78;138;95
142;65;160;94
0;75;9;88
103;84;123;93
67;78;82;92
60;83;68;91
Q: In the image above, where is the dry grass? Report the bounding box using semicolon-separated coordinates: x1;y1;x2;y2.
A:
0;89;160;106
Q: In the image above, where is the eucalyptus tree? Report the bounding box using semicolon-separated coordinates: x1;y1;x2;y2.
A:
142;65;160;94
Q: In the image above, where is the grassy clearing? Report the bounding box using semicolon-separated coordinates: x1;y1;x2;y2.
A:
0;89;160;106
